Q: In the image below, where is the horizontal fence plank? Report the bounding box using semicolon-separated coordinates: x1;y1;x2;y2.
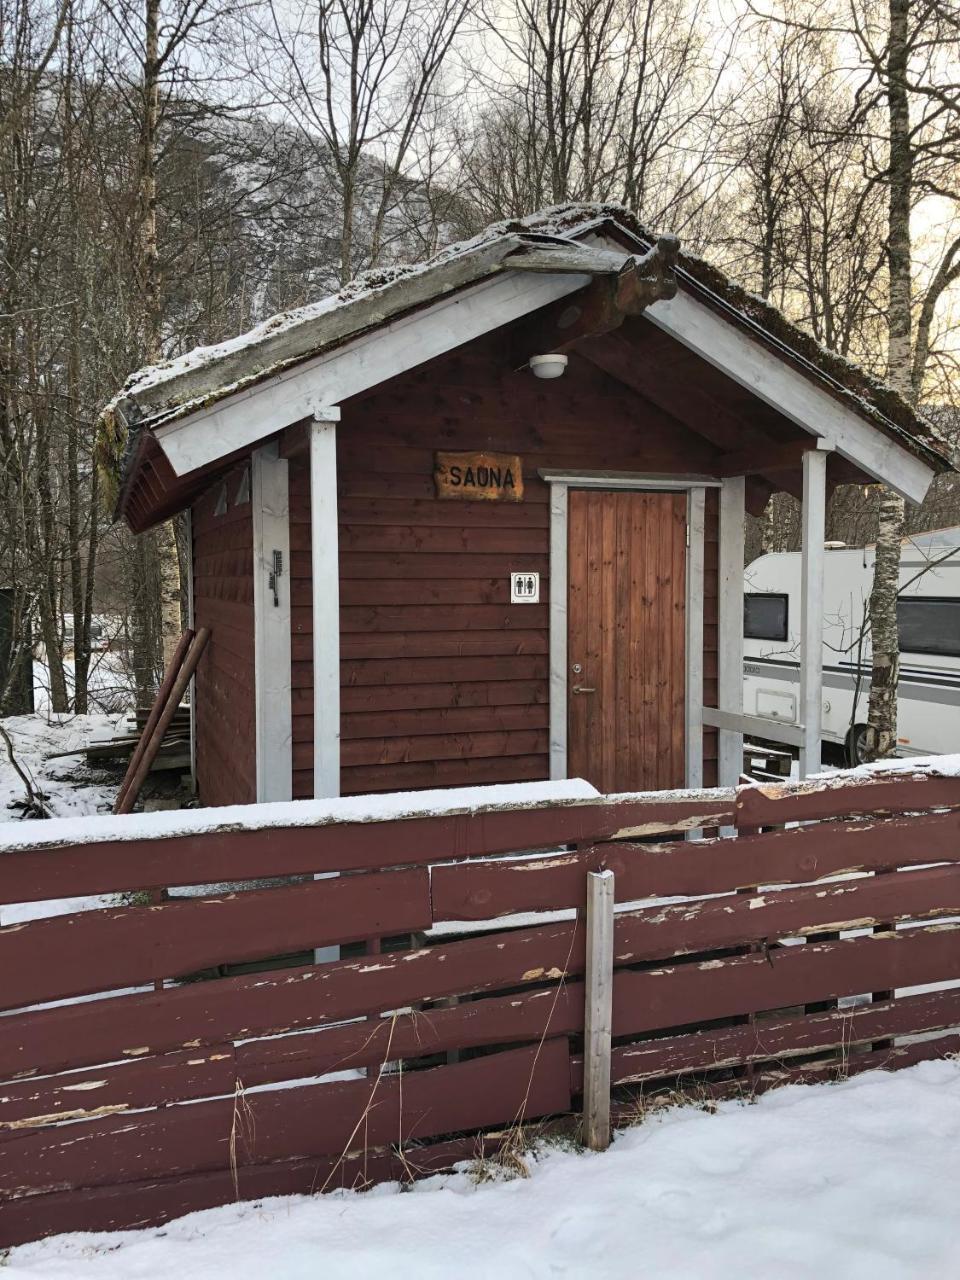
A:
0;1134;513;1249
0;921;587;1081
735;771;960;826
8;866;957;1082
0;796;735;906
433;808;960;920
0;1040;570;1203
0;868;430;1013
756;1033;960;1088
605;1034;960;1116
0;986;585;1131
608;863;960;966
611;924;960;1041
597;988;960;1089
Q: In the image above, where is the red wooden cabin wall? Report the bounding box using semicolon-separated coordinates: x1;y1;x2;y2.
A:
190;463;256;806
289;330;721;799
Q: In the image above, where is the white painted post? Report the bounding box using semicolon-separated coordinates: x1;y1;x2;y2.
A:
184;507;197;794
309;410;342;966
717;476;745;790
583;868;615;1152
799;445;832;778
309;411;341;801
549;483;569;780
685;487;705;792
252;444;292;802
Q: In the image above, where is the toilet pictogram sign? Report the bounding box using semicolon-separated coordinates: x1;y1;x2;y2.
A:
510;572;540;603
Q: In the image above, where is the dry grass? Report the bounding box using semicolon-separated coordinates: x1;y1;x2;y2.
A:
228;1077;256;1200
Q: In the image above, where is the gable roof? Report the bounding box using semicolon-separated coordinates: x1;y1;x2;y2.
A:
103;204;954;525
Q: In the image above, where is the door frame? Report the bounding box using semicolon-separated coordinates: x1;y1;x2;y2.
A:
540;471;720;790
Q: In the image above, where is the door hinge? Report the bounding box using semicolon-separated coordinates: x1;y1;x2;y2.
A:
686;523;691;547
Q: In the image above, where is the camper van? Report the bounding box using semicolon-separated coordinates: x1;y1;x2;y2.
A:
743;526;960;764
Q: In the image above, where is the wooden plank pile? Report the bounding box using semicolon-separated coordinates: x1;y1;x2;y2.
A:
85;706;191;772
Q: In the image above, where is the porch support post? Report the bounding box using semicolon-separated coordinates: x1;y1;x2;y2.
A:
252;445;292;802
799;444;832;778
717;476;745;788
549;482;569;780
309;409;342;799
185;508;196;793
685;487;705;789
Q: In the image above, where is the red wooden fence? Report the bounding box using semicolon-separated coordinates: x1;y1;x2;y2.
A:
2;766;960;1247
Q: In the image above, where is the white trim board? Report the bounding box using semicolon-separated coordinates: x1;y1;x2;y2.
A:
685;487;706;790
184;508;197;793
644;289;934;503
310;418;341;800
545;474;706;789
251;444;293;802
548;483;568;780
539;470;722;488
799;446;829;777
702;707;804;749
155;270;591;477
716;476;745;788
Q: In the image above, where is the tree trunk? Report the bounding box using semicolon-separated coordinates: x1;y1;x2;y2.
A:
64;28;92;714
140;0;162;369
129;534;159;709
340;167;356;286
866;487;904;756
865;0;911;761
156;518;183;670
133;0;182;686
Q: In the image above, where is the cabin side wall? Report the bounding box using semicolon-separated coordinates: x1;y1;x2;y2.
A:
190;462;256;806
289;331;720;798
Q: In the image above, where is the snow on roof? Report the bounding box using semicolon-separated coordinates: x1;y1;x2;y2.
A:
106;207;618;430
102;202;953;505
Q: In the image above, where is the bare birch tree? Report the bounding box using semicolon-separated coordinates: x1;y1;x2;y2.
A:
744;0;960;757
460;0;730;235
246;0;476;287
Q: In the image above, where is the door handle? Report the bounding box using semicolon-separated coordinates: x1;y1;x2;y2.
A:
572;685;596;694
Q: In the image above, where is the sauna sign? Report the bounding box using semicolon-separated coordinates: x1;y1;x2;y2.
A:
434;451;523;502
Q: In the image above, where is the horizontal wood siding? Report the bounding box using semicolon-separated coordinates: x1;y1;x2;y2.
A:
191;464;255;806
290;329;722;797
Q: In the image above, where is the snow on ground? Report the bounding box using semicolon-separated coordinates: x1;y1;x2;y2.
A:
33;649;133;716
0;713;121;821
0;712;125;927
4;1060;960;1279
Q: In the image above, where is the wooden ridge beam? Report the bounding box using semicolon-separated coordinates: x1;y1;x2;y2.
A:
511;236;680;363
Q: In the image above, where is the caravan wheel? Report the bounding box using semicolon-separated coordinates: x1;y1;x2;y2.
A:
844;724;871;767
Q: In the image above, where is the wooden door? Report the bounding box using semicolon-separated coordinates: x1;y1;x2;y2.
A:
567;489;687;793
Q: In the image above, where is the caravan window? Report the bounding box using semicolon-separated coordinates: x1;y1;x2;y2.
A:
744;593;789;642
897;597;960;657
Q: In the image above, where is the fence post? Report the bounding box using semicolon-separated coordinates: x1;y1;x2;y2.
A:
583;868;615;1152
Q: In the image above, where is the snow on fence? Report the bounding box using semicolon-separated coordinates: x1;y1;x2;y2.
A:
2;766;960;1247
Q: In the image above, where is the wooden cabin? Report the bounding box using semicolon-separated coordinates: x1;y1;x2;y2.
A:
104;205;953;808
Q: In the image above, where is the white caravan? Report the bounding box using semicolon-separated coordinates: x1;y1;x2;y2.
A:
743;526;960;764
